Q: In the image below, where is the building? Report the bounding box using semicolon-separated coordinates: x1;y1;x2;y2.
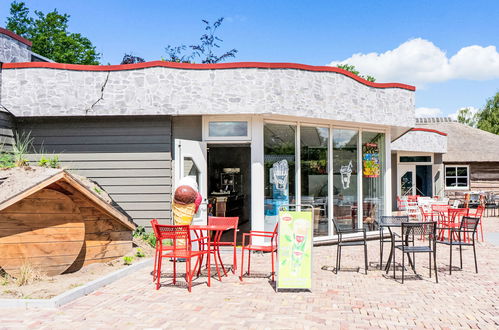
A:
0;28;416;243
391;117;499;206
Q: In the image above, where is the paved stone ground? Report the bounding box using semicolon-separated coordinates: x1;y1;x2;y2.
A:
1;217;498;329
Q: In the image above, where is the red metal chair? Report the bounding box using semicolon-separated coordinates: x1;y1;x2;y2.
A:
468;205;485;241
151;223;211;292
208;216;239;273
239;223;278;282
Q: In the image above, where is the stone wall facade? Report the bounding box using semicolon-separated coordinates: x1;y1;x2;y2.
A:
0;33;31;63
391;130;447;153
0;64;415;128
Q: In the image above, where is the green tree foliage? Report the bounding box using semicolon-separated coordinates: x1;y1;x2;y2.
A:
456;107;478;127
164;17;237;64
6;1;100;64
336;64;376;82
477;91;499;135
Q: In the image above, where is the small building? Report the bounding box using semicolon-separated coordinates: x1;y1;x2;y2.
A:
0;167;136;277
391;117;499;206
0;28;416;243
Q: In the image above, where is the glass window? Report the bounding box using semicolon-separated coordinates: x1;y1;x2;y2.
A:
300;126;329;237
445;166;469;189
362;132;385;229
400;156;431;163
264;123;296;232
208;121;248;137
333;129;358;232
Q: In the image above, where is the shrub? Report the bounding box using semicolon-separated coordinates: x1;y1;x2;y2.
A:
123;256;134;265
15;261;43;286
135;248;145;258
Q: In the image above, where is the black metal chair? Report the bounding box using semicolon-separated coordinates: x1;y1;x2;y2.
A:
437;216;480;275
388;221;438;284
377;215;409;270
332;219;368;274
484;194;497;217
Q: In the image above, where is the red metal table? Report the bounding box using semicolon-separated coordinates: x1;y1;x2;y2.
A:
190;224;233;281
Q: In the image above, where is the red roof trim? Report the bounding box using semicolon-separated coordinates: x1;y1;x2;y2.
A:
2;61;416;91
411;128;447;136
0;28;32;47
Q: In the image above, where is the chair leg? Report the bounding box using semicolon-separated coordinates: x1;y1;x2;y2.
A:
173;257;177;284
459;244;463;269
239;247;245;281
434;250;438;283
217;247;228;277
429;252;432;278
232;244;237;273
449;245;453;275
153;246;159;282
480;221;484;242
247;250;251;276
186;258;191;293
473;242;478;273
379;233;383;270
156;254;162;290
402;250;405;284
271;250;275;282
206;253;211;287
335;245;340;274
364;243;368;275
393;247;396;279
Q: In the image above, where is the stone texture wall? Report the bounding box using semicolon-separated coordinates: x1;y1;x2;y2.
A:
0;34;31;63
1;66;415;128
391;130;447;153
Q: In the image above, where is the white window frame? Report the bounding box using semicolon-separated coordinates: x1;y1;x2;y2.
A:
444;165;470;190
203;116;252;141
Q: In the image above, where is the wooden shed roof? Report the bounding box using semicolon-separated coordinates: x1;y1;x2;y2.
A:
415;119;499;162
0;167;136;230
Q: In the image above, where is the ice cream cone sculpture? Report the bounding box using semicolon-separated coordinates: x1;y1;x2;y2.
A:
172;177;202;247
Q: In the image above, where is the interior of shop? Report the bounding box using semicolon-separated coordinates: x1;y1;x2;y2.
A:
207;144;251;243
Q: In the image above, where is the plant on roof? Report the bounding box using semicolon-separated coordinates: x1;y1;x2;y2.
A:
336;64;376;82
12;131;33;167
164;17;238;64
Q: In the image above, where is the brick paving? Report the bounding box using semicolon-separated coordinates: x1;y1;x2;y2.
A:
1;217;499;329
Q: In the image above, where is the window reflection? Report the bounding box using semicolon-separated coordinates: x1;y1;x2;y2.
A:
209;121;248;137
300;126;329;237
362;132;385;230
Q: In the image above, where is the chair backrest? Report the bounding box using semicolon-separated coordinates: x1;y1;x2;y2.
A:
448;208;468;220
432;204;449;213
379;215;409;226
474;205;485;218
153;224;191;250
460;216;480;233
150;219;159;238
208;216;239;229
401;221;437;242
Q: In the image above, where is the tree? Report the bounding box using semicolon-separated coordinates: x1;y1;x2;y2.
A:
336;63;376;82
6;1;100;64
477;91;499;135
121;54;145;64
164;17;237;64
456;107;479;127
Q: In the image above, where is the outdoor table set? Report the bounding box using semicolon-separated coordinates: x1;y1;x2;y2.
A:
150;218;236;292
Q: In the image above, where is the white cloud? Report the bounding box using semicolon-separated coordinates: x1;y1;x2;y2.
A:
415;107;443;117
328;38;499;87
448;106;480;120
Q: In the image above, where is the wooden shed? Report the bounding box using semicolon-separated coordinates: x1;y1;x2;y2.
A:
0;167;136;277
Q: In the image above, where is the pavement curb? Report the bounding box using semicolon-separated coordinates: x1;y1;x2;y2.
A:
0;258;153;309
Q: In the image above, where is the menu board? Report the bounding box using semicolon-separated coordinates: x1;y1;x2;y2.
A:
277;210;313;291
363;142;380;178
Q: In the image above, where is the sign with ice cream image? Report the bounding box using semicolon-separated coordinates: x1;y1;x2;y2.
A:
277;209;313;290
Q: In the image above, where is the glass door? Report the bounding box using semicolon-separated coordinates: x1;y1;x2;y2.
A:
174;139;208;224
398;165;415;197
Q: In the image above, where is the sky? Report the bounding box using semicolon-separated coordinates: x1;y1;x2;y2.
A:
1;0;498;118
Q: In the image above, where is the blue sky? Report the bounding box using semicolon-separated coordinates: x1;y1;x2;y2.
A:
1;0;498;117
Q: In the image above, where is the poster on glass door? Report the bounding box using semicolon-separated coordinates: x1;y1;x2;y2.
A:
363;143;380;178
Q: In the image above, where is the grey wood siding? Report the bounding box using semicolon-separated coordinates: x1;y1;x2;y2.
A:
0;111;15;151
16;116;172;229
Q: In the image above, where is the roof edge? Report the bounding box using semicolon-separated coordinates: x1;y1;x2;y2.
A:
411;128;447;136
2;61;416;91
0;27;32;47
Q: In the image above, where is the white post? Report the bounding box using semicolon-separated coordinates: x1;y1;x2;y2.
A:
385;130;392;215
251;116;265;244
